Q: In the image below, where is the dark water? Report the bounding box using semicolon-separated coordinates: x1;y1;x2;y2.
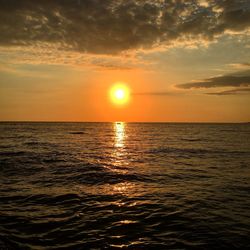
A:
0;122;250;249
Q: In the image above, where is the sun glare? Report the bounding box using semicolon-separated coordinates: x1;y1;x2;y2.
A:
110;83;130;105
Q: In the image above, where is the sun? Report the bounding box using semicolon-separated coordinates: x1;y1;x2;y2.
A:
110;83;130;105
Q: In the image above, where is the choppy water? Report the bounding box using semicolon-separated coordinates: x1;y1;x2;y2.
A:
0;122;250;249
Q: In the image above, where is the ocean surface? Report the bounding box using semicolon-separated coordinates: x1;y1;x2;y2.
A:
0;122;249;249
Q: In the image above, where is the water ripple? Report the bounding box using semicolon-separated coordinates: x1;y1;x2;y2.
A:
0;122;249;249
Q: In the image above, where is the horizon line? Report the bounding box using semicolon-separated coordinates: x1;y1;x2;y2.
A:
0;120;249;124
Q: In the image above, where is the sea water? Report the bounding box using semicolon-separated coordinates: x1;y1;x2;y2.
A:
0;122;249;249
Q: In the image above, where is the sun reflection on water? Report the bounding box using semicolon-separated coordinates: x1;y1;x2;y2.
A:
114;122;125;148
111;122;129;170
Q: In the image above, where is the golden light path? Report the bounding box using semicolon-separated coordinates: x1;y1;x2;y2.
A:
111;121;129;170
114;122;125;148
112;122;136;198
109;83;130;105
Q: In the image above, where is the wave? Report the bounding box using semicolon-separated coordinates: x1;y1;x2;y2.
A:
147;146;249;156
181;138;203;142
0;122;249;249
0;151;27;157
69;131;86;135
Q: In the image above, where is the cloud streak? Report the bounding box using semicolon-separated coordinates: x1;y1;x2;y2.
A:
0;0;250;55
132;91;172;96
177;70;250;89
229;62;250;69
206;88;250;95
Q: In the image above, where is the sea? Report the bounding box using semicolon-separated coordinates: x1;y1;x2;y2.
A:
0;122;249;249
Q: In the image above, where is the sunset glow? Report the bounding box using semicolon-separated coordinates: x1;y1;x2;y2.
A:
1;1;250;249
110;83;130;106
0;0;250;122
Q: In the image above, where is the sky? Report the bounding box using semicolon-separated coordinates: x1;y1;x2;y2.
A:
0;0;250;122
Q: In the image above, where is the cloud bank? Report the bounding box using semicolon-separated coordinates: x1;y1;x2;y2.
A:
177;70;250;89
0;0;250;54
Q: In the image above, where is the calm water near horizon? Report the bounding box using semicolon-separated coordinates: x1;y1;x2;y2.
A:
0;122;249;249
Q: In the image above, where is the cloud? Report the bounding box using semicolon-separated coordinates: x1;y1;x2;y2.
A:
0;0;250;55
0;44;147;71
206;88;250;95
176;70;250;89
132;91;171;96
229;62;250;69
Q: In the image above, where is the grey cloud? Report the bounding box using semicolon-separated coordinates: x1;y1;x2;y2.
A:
177;70;250;89
216;0;250;31
0;0;250;54
206;88;250;95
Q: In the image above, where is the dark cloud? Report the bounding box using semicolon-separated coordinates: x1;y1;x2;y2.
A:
177;70;250;89
0;0;250;54
217;0;250;31
206;88;250;95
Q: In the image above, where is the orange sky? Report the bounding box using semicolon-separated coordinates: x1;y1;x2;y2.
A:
0;0;250;122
